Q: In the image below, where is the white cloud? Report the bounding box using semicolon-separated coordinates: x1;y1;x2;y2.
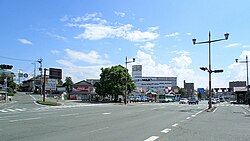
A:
185;33;192;36
18;39;33;45
64;48;111;64
165;32;179;37
225;43;240;48
47;33;67;42
51;50;60;54
73;23;159;42
227;50;250;82
134;50;211;88
170;50;190;56
114;11;126;17
64;14;159;42
56;60;105;83
125;28;159;42
140;42;155;52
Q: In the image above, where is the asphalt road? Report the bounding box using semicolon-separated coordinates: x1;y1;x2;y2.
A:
0;93;250;141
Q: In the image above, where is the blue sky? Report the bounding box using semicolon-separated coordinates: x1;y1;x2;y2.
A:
1;0;250;89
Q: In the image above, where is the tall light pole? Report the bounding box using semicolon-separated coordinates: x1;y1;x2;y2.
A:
235;55;249;104
192;32;229;109
125;56;135;104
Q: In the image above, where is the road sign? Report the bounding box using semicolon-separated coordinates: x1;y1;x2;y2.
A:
198;88;205;93
45;79;56;90
23;73;28;78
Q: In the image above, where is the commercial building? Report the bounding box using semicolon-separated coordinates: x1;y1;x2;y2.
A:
229;81;248;104
184;80;194;97
132;65;177;94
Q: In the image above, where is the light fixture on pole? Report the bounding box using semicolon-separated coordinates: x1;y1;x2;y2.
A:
235;55;249;104
193;32;229;109
125;56;135;105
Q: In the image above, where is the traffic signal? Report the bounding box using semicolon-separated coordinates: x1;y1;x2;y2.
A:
0;64;13;69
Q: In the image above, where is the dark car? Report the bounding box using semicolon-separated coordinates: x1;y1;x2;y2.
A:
188;97;199;104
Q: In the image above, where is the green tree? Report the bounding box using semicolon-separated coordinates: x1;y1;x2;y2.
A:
63;77;73;99
178;87;186;98
95;65;136;102
0;72;16;93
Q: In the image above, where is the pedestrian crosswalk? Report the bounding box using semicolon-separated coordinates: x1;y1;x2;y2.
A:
0;108;26;113
0;103;106;113
0;103;248;113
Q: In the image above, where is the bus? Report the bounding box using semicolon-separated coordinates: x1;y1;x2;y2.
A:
158;94;181;103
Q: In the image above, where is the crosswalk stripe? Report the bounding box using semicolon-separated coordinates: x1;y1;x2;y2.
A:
0;110;8;113
6;109;15;112
15;108;26;112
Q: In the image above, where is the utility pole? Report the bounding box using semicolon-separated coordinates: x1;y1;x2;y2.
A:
37;58;43;95
43;68;47;102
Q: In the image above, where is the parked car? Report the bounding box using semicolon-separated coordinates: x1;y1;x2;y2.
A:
219;97;225;102
209;98;219;104
188;97;199;104
179;98;188;104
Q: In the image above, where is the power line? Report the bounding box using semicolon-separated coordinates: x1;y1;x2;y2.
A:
0;55;36;62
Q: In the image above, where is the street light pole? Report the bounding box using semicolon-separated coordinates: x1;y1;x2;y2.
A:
125;56;135;105
235;55;249;104
193;32;229;109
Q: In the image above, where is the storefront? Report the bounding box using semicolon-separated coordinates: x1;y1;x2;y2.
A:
71;80;94;101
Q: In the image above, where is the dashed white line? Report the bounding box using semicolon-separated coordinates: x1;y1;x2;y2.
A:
102;113;111;115
144;136;159;141
161;128;171;133
186;117;191;120
172;123;178;127
213;107;218;113
191;115;196;117
60;113;79;117
10;117;41;122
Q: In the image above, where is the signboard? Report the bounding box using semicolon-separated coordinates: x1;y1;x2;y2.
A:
73;86;90;93
49;68;62;79
198;88;205;93
45;79;56;90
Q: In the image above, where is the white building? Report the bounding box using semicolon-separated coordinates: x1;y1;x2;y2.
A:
132;65;177;94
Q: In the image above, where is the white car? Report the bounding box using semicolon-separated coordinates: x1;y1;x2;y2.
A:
179;98;188;104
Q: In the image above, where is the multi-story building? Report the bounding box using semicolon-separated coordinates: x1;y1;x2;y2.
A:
184;80;194;97
132;65;177;94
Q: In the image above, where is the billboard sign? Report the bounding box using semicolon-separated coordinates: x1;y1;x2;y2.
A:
73;86;90;93
49;68;62;79
45;79;57;90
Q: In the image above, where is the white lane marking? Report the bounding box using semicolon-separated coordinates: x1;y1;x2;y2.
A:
186;117;191;120
213;107;218;113
144;136;159;141
6;109;15;112
161;128;171;133
85;127;109;134
195;109;204;115
172;123;178;127
15;108;26;112
102;113;111;115
191;115;196;117
0;110;8;113
10;117;41;122
60;113;79;117
29;95;37;100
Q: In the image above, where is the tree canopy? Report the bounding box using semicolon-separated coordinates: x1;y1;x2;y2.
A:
94;65;136;101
